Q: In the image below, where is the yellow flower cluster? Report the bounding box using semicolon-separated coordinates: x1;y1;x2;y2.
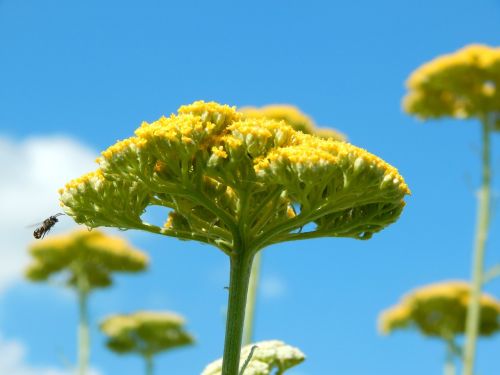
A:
241;104;346;141
379;281;500;338
403;44;500;124
26;229;148;289
60;101;409;252
201;340;305;375
100;311;194;356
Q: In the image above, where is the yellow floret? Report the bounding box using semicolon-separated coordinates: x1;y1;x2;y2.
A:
179;100;241;125
211;146;228;159
101;137;147;160
60;169;104;193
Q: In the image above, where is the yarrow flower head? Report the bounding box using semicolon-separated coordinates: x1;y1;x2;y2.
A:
201;340;305;375
240;104;347;141
59;100;409;374
403;44;500;127
26;229;148;289
100;311;194;356
379;280;500;339
59;101;409;254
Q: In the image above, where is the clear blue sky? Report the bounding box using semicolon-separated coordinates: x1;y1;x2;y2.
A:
1;0;500;374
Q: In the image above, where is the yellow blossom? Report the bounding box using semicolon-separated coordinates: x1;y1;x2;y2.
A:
241;105;315;134
403;44;500;125
59;100;410;374
379;281;500;338
100;311;194;356
60;101;409;252
26;229;148;289
241;104;346;141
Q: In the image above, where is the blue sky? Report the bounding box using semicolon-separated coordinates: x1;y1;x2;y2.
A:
1;0;500;374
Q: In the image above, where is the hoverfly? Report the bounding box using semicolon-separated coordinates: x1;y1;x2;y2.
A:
33;213;65;239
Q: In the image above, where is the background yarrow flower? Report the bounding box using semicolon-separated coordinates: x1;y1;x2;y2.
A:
26;229;149;288
403;44;500;375
100;311;194;355
26;229;149;375
100;310;194;375
240;104;347;141
403;44;500;126
379;281;500;338
380;281;500;375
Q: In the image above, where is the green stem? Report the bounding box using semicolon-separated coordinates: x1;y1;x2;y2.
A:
145;355;154;375
242;251;262;345
463;117;492;375
445;340;457;375
221;251;255;375
77;276;90;375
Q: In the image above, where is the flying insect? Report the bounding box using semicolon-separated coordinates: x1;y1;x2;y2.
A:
33;213;65;239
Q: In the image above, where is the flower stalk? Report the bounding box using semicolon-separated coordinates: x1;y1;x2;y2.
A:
77;273;90;375
463;116;493;375
145;354;154;375
444;341;456;375
242;252;262;346
221;250;255;375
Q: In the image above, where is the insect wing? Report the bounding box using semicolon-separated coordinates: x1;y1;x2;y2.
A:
26;220;46;229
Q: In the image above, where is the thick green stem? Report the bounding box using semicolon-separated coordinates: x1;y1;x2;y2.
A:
242;251;262;345
145;355;154;375
77;277;90;375
463;117;492;375
221;251;254;375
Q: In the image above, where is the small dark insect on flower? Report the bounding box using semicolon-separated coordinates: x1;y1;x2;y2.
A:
33;213;65;239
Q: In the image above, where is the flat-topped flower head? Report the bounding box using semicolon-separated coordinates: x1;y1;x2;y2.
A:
60;101;409;254
100;311;194;356
59;100;410;374
26;229;148;289
241;104;346;141
201;340;305;375
403;44;500;126
379;281;500;338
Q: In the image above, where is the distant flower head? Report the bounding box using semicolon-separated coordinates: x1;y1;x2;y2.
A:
241;104;347;141
241;105;316;134
100;311;194;356
201;340;305;375
403;44;500;126
26;229;148;289
379;281;500;339
59;101;409;254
